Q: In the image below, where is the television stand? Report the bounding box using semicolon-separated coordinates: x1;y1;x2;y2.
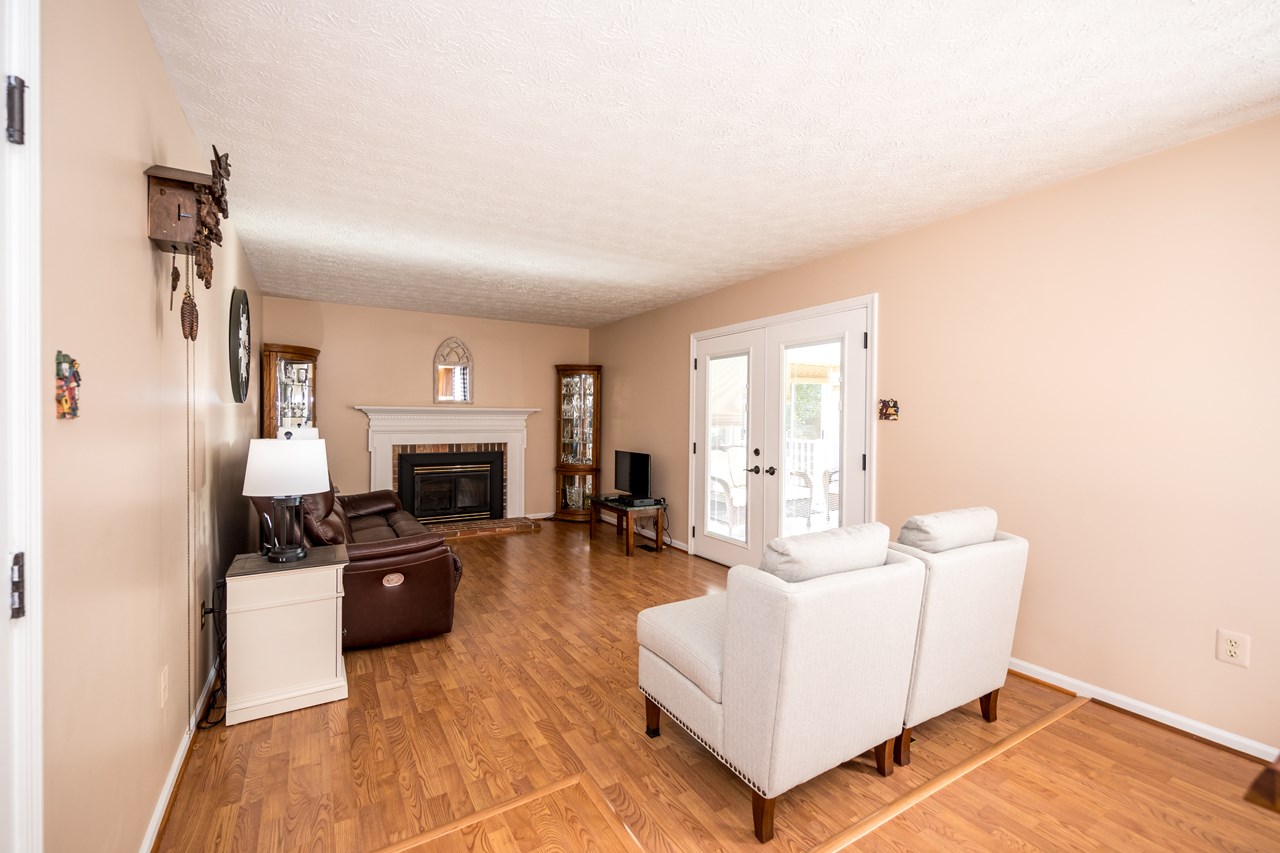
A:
589;495;666;557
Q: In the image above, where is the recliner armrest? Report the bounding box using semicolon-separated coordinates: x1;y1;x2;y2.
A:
339;489;403;519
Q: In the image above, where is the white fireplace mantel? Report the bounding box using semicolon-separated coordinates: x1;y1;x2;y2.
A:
356;406;540;518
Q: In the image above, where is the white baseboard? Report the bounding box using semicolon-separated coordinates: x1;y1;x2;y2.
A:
1009;657;1278;761
527;512;554;520
139;663;217;853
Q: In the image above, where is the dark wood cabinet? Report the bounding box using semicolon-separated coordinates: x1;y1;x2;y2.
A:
554;365;601;521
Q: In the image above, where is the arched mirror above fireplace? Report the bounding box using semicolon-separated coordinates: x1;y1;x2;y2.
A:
434;336;473;404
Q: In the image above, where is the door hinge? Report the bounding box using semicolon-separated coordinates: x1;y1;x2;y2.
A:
692;526;696;537
862;454;867;472
10;552;25;619
694;357;698;370
863;332;868;349
6;75;27;145
692;441;696;454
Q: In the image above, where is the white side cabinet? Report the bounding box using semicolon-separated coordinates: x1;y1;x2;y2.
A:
225;544;348;726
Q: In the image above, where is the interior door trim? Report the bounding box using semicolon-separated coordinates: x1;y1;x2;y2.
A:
2;0;44;848
688;294;879;556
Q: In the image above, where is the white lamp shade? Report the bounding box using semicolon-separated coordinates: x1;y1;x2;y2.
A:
242;438;330;497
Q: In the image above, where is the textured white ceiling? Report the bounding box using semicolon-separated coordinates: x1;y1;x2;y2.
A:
138;1;1280;328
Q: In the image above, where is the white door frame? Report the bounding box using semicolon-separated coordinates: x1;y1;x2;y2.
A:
2;0;44;849
688;294;878;557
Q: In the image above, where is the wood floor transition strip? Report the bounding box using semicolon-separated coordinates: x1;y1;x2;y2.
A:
374;772;644;852
375;775;584;852
812;695;1091;852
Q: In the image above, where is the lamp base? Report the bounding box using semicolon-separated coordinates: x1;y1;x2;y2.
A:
262;495;309;563
265;544;308;563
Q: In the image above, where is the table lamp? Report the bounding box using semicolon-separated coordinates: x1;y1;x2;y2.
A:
242;434;330;562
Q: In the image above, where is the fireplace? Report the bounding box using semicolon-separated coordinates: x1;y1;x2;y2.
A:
397;450;504;523
356;406;538;519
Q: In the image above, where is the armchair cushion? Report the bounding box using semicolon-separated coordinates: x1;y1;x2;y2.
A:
898;506;997;553
759;521;890;583
637;593;726;702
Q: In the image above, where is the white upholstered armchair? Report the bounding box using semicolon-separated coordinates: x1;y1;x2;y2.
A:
637;522;926;842
888;507;1029;766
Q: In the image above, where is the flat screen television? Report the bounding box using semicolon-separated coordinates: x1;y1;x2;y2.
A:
615;450;652;499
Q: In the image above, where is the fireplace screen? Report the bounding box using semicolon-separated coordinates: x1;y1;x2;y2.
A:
415;465;489;519
398;451;504;523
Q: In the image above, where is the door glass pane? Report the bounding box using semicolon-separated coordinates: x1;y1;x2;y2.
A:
706;353;749;542
782;340;842;536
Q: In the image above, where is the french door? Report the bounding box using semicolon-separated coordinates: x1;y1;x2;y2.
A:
692;301;872;567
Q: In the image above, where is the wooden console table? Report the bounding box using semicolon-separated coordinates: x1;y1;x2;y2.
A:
225;544;348;725
589;496;665;557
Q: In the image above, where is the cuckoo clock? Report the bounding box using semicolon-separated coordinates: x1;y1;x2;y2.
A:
145;146;231;342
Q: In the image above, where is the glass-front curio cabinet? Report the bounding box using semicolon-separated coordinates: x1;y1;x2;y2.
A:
262;343;319;439
554;364;602;521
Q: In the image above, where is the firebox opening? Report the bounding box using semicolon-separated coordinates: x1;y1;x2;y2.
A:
397;451;504;523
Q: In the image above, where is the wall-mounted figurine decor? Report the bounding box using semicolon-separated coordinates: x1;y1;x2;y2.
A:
878;399;900;421
55;350;81;419
146;146;232;341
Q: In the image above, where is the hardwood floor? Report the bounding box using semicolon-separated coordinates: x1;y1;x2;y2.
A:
856;700;1279;851
157;522;1278;851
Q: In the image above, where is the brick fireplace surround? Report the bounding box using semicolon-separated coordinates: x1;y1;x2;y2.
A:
356;407;540;519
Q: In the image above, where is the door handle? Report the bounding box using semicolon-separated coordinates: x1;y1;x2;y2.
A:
764;466;777;476
744;465;761;475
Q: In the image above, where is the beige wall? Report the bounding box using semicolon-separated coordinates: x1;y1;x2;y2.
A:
41;0;262;849
261;298;589;515
591;115;1280;747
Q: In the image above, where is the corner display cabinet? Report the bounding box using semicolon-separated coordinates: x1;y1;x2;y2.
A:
554;364;602;521
262;343;319;439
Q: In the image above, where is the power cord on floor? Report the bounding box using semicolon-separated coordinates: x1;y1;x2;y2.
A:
637;499;674;550
199;578;228;728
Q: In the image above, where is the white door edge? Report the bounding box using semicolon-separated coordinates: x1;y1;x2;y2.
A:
2;0;44;849
688;293;879;556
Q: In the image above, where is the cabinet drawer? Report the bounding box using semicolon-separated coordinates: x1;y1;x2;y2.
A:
228;564;341;611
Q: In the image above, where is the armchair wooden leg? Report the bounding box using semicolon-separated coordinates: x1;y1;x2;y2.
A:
980;688;1000;723
751;791;776;843
873;738;894;777
894;728;912;766
644;696;661;738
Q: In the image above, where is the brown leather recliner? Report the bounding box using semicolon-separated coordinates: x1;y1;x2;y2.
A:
252;488;463;649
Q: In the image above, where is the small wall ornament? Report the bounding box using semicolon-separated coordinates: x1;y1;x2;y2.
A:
55;350;81;419
878;399;900;421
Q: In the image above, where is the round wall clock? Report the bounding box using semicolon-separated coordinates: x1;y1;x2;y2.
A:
228;289;251;403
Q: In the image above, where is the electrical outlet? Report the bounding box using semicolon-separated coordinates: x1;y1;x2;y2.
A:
160;665;169;708
1215;629;1251;668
